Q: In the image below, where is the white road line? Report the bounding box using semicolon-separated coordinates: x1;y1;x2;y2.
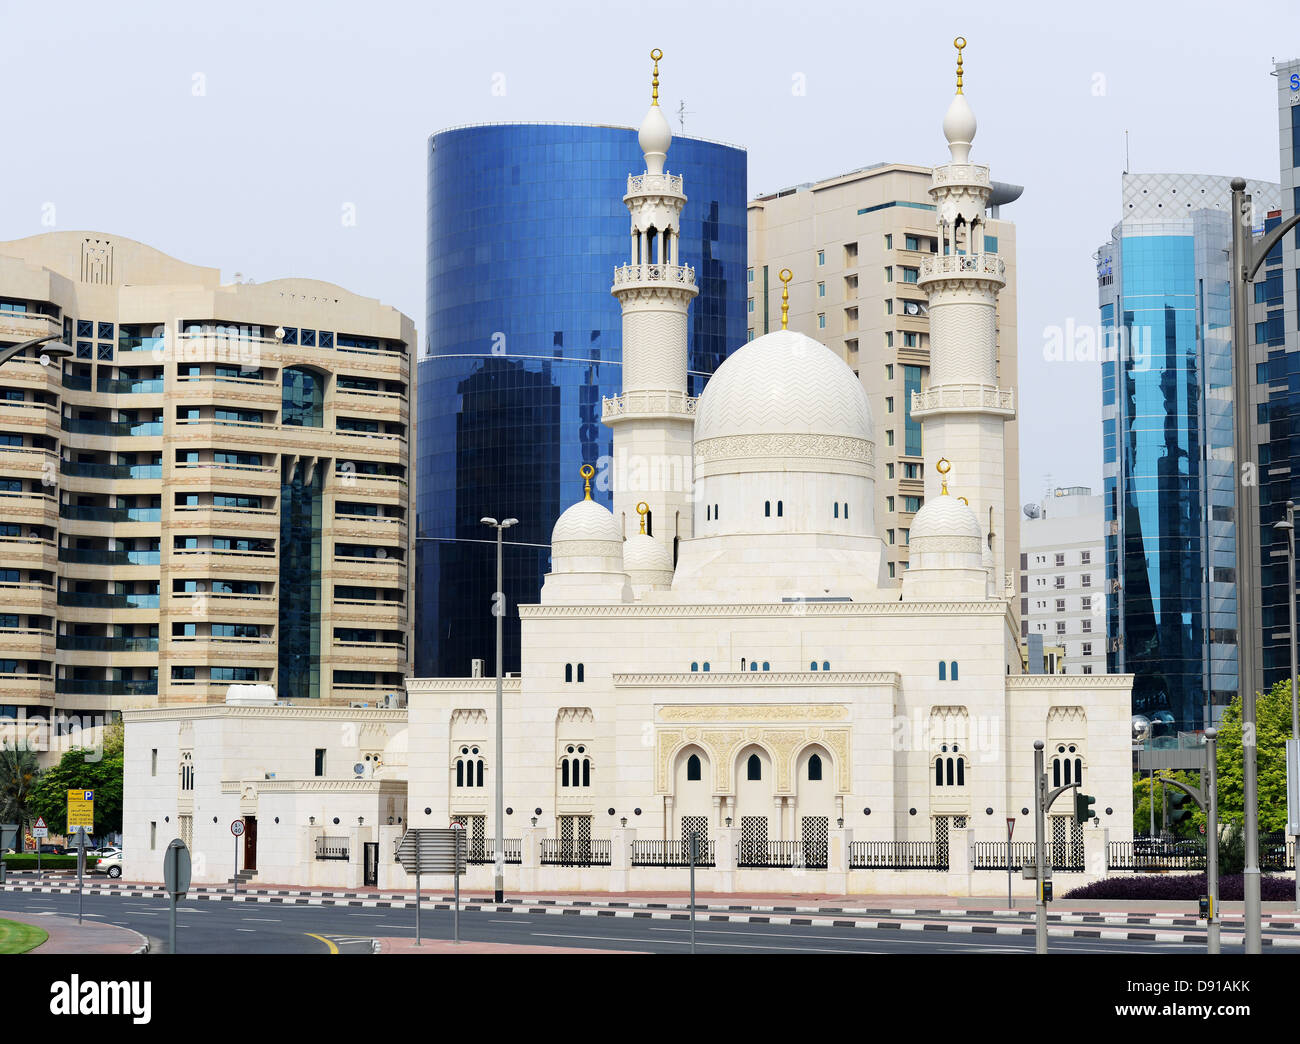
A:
530;931;873;954
241;917;280;922
235;928;255;932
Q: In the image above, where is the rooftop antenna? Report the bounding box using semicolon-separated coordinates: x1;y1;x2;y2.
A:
676;99;692;134
1124;130;1130;175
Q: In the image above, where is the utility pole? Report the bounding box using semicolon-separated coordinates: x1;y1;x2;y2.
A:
1228;177;1300;952
480;515;518;905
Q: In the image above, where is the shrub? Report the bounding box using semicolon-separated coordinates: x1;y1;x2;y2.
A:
1;854;98;870
1063;873;1295;902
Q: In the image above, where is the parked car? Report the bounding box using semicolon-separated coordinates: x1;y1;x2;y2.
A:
94;849;122;878
36;844;67;856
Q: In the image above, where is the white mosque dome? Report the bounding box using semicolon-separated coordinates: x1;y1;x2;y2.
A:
694;330;873;447
910;493;980;543
551;498;622;546
942;92;977;158
638;104;672;175
623;532;673;573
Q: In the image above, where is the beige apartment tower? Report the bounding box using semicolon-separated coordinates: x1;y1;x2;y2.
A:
748;163;1021;596
0;232;414;726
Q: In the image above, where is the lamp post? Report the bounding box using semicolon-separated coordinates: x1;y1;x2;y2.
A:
480;515;517;904
0;334;72;370
1228;178;1300;952
1274;503;1300;912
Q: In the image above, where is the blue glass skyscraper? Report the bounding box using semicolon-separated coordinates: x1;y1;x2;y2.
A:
1099;173;1277;733
417;123;746;678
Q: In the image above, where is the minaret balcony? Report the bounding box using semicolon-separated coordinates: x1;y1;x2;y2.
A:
919;252;1005;283
910;383;1014;418
602;389;697;422
626;172;684;197
931;163;991;189
612;262;697;290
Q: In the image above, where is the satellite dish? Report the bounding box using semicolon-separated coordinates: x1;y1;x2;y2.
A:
274;327;286;341
904;301;921;316
1023;503;1041;519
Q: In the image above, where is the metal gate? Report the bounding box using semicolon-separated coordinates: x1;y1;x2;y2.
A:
738;815;768;866
363;841;378;886
801;816;828;869
558;815;592;861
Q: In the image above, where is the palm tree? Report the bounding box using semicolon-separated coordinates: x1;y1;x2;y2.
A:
0;748;41;852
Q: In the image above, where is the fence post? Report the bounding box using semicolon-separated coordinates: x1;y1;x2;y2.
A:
519;824;544;892
715;823;738;892
947;827;972;894
828;825;851;893
609;824;633;893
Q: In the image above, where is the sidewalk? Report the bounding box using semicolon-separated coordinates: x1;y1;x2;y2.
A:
375;937;641;954
0;909;148;954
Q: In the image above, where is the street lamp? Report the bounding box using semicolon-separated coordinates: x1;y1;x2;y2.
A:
1230;178;1300;952
480;515;518;904
0;334;73;370
1274;503;1299;913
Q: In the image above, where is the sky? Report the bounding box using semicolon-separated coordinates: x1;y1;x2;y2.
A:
2;0;1296;496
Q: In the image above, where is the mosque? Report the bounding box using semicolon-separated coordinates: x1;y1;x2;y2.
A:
123;43;1133;893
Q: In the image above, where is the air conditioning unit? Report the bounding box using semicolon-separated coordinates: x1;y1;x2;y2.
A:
471;658;484;678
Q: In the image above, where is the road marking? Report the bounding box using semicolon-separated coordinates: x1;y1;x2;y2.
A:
235;928;256;932
375;924;410;929
241;917;281;922
306;932;339;954
530;931;871;954
490;919;517;924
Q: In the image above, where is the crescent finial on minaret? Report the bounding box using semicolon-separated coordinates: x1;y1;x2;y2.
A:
636;501;650;534
936;456;952;495
954;37;965;95
779;268;792;330
581;463;595;501
651;49;662;106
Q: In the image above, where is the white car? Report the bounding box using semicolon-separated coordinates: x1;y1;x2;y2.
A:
95;849;123;878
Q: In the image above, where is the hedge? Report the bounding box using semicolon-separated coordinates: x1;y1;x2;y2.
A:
1;855;99;870
1062;873;1295;902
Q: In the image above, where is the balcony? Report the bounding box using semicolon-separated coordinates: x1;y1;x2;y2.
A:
57;635;159;652
602;390;697;421
96;378;165;395
173;332;407;379
60;505;161;523
0;581;56;612
57;591;160;610
611;263;696;290
58;547;161;566
61;418;163;438
0;446;59;478
54;678;158;697
0;310;60;342
0;627;55;658
0;491;58;526
0;536;57;571
918;251;1005;285
0;673;55;700
61;460;162;481
910;383;1015;417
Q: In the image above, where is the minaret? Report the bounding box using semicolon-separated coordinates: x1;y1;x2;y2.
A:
603;48;698;564
910;37;1015;594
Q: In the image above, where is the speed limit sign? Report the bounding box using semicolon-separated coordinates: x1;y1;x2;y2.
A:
231;820;245;837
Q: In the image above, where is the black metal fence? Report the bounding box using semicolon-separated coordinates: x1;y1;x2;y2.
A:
541;838;611;867
972;840;1069;871
632;838;716;868
315;836;349;861
737;840;827;869
1109;835;1296;872
466;840;523;865
849;840;949;870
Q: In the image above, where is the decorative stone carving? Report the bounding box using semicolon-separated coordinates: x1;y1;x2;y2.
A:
658;703;850;721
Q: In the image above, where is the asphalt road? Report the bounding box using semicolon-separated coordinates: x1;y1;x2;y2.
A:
0;888;1277;954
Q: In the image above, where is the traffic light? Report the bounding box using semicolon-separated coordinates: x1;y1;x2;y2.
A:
1074;791;1096;824
1168;789;1192;829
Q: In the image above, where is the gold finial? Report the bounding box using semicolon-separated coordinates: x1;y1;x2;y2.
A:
779;268;793;330
650;49;662;106
958;496;969;506
636;501;650;534
580;463;595;501
954;37;966;95
936;457;951;495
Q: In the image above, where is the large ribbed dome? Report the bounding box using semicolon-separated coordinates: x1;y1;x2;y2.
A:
694;330;873;445
910;493;980;542
623;532;673;573
552;499;621;545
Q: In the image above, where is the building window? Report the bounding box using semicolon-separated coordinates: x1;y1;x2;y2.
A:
1054;576;1065;589
886;396;894;413
1056;599;1065;612
887;463;895;479
1082;642;1092;657
887;496;895;512
1081;574;1091;587
888;562;896;578
687;754;702;781
939;661;946;681
808;754;823;781
884;234;893;249
818;282;826;298
1055;553;1065;567
885;299;893;315
1056;621;1067;635
1081;596;1091;611
691;661;699;672
903;496;922;513
456;747;485;788
747;267;754;283
747;298;754;313
885;266;893;283
747;754;762;780
561;745;590;788
765;500;771;517
902;267;919;283
905;235;920;251
565;663;573;682
702;662;710;672
817;313;826;329
1082;620;1092;633
1082;665;1093;675
151;749;157;776
885;332;893;348
150;822;157;850
314;749;325;777
810;661;818;671
887;528;895;544
950;661;958;680
817;250;825;266
1080;551;1091;564
903;332;918;347
834;503;839;519
885;363;894;379
886;430;895;446
777;501;783;517
576;663;585;683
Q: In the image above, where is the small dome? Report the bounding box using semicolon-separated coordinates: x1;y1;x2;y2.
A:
695;329;873;446
910;493;980;542
942;93;977;164
639;104;672;175
552;498;621;545
623;532;673;573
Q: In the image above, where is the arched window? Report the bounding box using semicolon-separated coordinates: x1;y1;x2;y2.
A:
956;759;965;786
939;661;946;681
576;663;585;683
582;759;590;786
844;503;849;520
476;759;484;787
457;760;465;787
562;759;570;787
765;501;771;517
810;660;818;671
740;658;747;671
687;754;701;781
645;510;652;537
946;757;954;786
706;505;711;521
714;504;718;520
777;501;784;517
1053;759;1061;787
822;660;830;671
690;661;699;672
761;661;770;671
834;503;839;518
1074;757;1082;783
950;661;959;681
935;758;944;786
565;663;573;683
702;661;710;672
807;754;823;781
747;754;762;780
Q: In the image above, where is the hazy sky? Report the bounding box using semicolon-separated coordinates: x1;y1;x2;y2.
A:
3;0;1295;496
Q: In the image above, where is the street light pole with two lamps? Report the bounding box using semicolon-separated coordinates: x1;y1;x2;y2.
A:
480;515;518;904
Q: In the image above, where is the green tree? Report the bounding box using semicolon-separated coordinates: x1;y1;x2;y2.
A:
0;748;41;849
1132;769;1203;839
29;723;124;839
1213;679;1292;832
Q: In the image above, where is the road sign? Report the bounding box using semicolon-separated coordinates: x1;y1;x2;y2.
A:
67;790;93;832
396;828;466;875
31;817;48;840
450;821;464;830
164;838;192;898
231;820;245;837
1006;817;1015;839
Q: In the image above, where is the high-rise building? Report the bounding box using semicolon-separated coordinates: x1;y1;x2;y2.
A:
1098;174;1278;732
1020;486;1106;676
0;232;415;726
747;163;1021;592
417;123;746;678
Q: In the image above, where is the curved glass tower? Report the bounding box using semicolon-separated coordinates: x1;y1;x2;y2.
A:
418;123;746;677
